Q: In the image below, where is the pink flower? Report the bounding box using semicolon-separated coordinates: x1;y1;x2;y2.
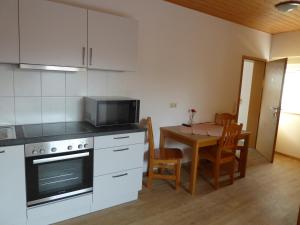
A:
189;108;197;113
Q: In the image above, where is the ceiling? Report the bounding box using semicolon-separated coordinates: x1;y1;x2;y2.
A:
165;0;300;34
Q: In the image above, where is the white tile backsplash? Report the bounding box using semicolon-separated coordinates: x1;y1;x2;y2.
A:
42;97;66;123
0;65;119;125
0;97;15;125
66;71;87;96
87;70;107;96
0;64;14;96
14;69;41;96
15;97;42;125
42;71;65;96
66;97;84;122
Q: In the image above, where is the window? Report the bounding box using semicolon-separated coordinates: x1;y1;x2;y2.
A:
281;64;300;114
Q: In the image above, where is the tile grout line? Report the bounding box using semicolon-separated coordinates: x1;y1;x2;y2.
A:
65;72;67;122
13;66;17;125
40;71;43;123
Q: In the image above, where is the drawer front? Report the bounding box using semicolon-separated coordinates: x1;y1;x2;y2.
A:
27;194;92;225
94;132;145;149
92;168;143;211
94;143;144;176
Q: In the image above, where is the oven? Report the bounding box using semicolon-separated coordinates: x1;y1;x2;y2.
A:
25;138;93;207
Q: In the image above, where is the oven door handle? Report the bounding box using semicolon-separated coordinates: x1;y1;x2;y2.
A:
33;152;90;165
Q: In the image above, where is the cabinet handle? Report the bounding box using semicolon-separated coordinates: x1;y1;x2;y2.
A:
82;47;86;65
113;148;129;152
89;48;93;66
0;150;5;154
112;173;128;178
114;136;130;140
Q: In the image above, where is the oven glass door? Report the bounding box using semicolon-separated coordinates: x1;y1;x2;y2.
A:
26;149;93;207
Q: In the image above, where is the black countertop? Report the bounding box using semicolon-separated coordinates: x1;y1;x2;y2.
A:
0;122;146;147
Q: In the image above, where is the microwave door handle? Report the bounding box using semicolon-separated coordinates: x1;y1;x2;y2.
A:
33;152;90;165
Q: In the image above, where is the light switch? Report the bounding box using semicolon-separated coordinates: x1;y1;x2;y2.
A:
170;103;177;108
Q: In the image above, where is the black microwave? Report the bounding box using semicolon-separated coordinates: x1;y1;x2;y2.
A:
84;97;140;127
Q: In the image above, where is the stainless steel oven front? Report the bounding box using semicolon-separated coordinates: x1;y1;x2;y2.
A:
25;138;93;207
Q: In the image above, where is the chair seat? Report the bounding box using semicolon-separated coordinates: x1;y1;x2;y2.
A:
155;148;183;160
199;147;235;163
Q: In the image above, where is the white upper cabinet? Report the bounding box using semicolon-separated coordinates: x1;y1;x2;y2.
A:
0;145;27;225
0;0;19;63
88;10;138;71
19;0;87;67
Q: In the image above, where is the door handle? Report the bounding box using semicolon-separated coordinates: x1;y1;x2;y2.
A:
0;150;5;154
89;48;93;66
112;173;128;178
113;148;130;152
114;136;130;140
82;47;86;65
271;106;281;118
33;152;89;165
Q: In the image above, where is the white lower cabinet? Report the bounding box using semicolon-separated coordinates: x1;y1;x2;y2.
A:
92;168;143;211
27;194;92;225
0;145;27;225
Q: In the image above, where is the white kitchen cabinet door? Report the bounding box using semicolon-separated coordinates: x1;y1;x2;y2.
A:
92;168;143;211
88;10;138;71
0;0;19;63
0;145;27;225
19;0;87;67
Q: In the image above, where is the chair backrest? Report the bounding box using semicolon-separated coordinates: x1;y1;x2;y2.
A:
218;123;242;156
146;117;155;160
215;113;236;126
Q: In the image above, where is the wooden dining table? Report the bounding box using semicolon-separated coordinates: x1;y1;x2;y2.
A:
159;123;250;195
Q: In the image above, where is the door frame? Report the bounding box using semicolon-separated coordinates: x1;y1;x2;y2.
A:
236;56;267;148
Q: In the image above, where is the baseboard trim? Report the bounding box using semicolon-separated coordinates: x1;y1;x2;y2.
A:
275;152;300;161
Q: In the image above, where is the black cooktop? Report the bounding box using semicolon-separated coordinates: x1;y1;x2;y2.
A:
0;122;145;147
20;122;96;138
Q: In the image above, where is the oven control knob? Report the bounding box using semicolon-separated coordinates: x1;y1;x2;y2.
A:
84;144;88;148
39;149;45;154
51;147;57;153
32;150;38;155
67;145;73;150
78;144;83;149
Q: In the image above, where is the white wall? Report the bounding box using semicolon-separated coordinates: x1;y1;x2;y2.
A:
238;60;254;130
271;31;300;59
0;0;271;150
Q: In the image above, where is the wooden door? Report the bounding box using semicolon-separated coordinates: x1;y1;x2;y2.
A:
0;0;19;63
19;0;87;67
256;58;287;162
88;10;138;71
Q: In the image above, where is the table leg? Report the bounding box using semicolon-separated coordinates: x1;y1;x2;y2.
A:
239;135;249;178
159;129;166;149
189;143;199;195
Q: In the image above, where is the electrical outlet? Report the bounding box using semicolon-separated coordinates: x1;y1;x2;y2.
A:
170;103;177;108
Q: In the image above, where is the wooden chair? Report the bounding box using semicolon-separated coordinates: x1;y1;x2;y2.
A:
215;113;245;174
199;123;242;189
215;113;236;126
146;117;183;190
